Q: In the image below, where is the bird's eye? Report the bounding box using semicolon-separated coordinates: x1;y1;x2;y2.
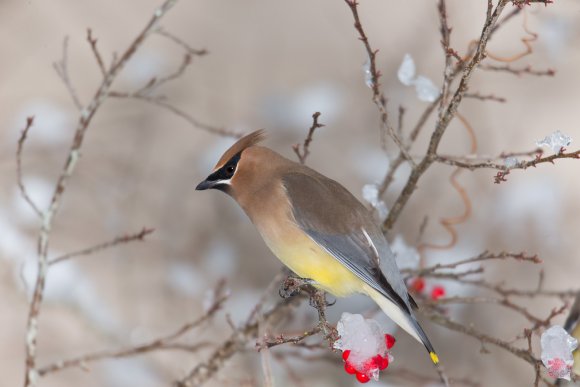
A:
225;165;235;176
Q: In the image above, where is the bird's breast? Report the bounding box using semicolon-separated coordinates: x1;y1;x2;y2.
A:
254;209;362;297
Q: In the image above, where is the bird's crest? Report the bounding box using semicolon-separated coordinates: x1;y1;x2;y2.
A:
214;129;266;170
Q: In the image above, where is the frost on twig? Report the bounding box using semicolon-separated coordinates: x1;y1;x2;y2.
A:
536;130;572;154
504;156;519;169
362;59;374;88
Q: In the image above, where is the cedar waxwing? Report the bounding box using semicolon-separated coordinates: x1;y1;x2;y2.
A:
196;130;440;366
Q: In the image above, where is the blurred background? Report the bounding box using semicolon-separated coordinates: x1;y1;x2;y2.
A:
1;0;580;386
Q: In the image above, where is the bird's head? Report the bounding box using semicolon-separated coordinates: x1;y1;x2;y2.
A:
196;129;269;197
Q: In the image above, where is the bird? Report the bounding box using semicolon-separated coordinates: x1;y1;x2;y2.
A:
196;129;440;366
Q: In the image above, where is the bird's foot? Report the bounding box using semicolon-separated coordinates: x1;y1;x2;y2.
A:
278;276;315;299
308;292;336;308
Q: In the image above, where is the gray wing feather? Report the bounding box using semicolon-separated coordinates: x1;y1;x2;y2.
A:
282;171;414;313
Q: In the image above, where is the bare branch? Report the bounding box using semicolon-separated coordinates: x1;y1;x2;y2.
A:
438;0;454;117
38;279;228;376
480;63;555;77
434;149;580;183
16;116;43;219
343;0;415;165
24;2;180;386
53;36;83;110
156;27;208;56
292;112;325;165
383;0;511;230
48;227;154;265
109;92;241;137
408;251;542;278
465;92;506;103
87;28;107;78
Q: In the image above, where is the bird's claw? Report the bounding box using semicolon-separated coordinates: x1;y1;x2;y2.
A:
278;276;314;299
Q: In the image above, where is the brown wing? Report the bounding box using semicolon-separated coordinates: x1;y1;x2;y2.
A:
281;170;415;312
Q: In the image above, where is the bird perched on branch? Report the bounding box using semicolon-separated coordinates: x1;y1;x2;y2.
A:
196;130;440;366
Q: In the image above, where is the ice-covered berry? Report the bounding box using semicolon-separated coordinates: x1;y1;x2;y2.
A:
344;361;357;375
384;334;396;349
355;372;370;383
342;349;351;361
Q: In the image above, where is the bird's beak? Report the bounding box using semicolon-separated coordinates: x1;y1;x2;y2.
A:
195;178;214;191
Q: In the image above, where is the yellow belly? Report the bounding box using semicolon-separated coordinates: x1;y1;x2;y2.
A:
261;227;363;297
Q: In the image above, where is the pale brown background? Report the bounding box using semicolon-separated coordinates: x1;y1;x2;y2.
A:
1;1;579;386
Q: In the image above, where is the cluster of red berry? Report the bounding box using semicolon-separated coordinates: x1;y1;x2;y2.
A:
341;334;396;383
410;277;446;300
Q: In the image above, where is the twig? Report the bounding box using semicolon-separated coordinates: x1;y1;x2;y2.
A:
109;93;241;137
383;0;511;231
422;309;541;368
136;52;193;95
396;105;406;140
438;0;454;117
48;227;154;265
408;251;542;277
156;27;208;56
343;0;415;165
38;279;228;376
293;112;324;164
23;2;179;386
53;36;83;110
174;296;301;387
377;98;440;198
465;92;506;103
480;63;555;77
259;326;322;350
434;149;580;180
87;29;107;78
16;117;43;219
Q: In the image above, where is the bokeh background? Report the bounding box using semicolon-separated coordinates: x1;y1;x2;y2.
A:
1;1;579;386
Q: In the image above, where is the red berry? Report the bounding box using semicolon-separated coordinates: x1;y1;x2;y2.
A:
344;361;357;375
411;277;425;292
431;286;446;300
384;334;396;349
356;372;370;383
342;349;351;361
379;355;389;370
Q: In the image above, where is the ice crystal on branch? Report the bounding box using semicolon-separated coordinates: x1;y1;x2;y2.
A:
504;156;519;169
362;183;389;223
391;235;419;270
536;130;572;154
413;75;439;102
397;54;416;86
363;59;374;88
397;54;440;102
540;325;578;380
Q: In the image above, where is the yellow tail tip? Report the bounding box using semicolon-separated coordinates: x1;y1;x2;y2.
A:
430;352;439;364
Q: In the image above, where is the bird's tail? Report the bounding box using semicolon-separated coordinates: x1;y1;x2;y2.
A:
363;284;440;366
